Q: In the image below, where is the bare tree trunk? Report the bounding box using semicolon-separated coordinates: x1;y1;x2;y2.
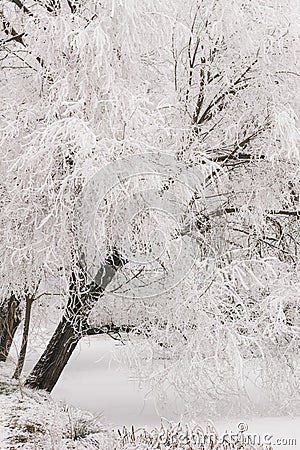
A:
0;294;21;363
25;315;81;392
25;249;125;392
12;295;34;379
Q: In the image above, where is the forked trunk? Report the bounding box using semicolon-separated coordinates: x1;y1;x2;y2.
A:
25;249;125;392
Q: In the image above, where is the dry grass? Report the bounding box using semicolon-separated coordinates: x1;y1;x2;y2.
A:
116;421;273;450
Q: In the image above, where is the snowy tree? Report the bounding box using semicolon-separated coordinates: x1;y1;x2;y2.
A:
0;0;299;414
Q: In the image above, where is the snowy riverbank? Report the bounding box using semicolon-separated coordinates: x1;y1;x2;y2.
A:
2;335;299;449
1;367;287;450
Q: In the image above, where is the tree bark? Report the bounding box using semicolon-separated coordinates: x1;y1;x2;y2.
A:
12;295;34;379
0;294;21;363
24;315;81;392
25;249;126;392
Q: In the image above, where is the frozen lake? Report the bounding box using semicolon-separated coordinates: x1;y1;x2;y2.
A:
52;336;168;428
14;333;299;449
52;337;300;450
20;333;181;427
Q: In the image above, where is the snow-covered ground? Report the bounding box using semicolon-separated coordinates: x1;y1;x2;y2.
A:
2;368;294;450
7;334;296;450
0;360;115;449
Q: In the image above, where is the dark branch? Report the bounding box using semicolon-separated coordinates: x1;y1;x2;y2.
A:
213;207;300;218
41;0;61;14
10;0;61;15
2;20;26;46
211;152;266;163
84;324;135;337
2;33;25;46
204;119;271;185
2;17;50;76
9;0;32;15
66;0;77;14
194;57;258;127
106;246;128;269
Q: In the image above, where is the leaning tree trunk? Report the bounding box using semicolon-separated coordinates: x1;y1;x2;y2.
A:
0;293;21;363
25;249;125;392
25;314;82;392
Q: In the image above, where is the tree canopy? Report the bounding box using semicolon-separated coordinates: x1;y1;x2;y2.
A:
0;0;299;416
